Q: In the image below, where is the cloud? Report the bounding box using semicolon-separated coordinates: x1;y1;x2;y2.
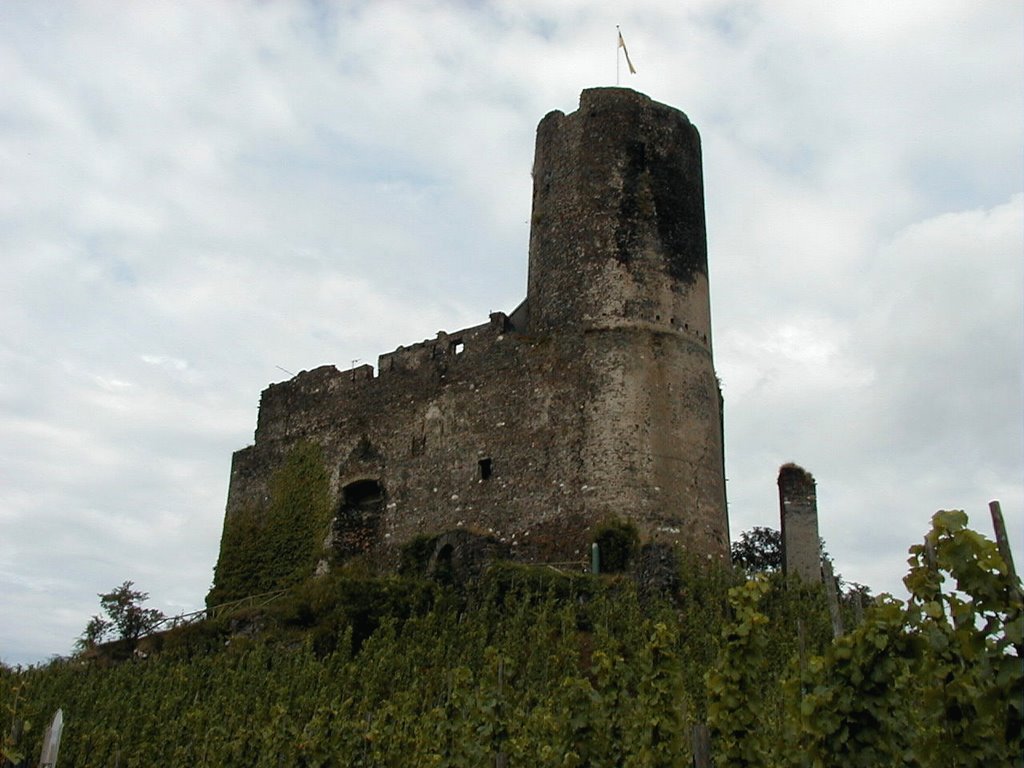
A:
1;0;1021;664
721;193;1023;592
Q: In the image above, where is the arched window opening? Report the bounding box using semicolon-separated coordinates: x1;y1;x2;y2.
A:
434;543;455;586
333;479;385;562
344;479;384;508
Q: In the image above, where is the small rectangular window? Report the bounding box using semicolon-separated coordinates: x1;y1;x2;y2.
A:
478;458;493;480
452;341;465;355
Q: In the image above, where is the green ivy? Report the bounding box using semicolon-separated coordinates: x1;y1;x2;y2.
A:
209;441;332;605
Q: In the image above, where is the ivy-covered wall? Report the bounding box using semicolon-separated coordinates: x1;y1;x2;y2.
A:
209;441;331;606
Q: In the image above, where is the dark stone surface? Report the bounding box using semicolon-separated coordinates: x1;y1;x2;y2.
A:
634;542;683;601
426;530;511;585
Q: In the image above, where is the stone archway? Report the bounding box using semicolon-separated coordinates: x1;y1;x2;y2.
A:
332;479;384;561
425;530;511;584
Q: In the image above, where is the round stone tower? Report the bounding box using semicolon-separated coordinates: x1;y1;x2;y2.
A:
527;88;729;558
528;87;710;338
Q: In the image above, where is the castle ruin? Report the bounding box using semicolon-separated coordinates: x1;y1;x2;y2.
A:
210;88;730;601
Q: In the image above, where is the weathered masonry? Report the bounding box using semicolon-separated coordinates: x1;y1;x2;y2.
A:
778;463;822;582
211;88;730;600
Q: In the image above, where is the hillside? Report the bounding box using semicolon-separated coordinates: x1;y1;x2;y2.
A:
2;511;1020;766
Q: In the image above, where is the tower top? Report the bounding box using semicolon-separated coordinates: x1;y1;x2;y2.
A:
572;86;691;118
526;87;709;335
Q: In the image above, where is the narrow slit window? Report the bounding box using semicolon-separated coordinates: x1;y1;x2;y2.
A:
478;458;493;480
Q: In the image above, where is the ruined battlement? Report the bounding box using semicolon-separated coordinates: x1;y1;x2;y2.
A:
254;316;513;447
211;89;730;602
377;314;507;376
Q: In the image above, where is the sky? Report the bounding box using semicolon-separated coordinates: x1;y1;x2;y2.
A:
1;0;1021;665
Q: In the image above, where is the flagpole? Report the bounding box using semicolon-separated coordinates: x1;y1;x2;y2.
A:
616;26;620;85
616;26;636;81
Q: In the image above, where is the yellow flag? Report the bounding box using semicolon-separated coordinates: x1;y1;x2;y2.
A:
618;29;637;75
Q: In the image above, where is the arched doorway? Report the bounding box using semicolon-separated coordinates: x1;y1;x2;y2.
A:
332;479;384;561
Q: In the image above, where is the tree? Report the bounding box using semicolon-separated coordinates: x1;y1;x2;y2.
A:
77;581;165;650
730;527;782;576
731;528;849;588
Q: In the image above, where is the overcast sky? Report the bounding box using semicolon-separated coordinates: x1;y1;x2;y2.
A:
2;1;1021;665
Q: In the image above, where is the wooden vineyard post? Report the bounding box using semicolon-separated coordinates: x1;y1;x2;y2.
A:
38;709;63;768
495;657;507;768
821;558;844;638
989;500;1020;593
691;723;711;768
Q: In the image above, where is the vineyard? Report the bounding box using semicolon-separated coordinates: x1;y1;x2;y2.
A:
2;511;1021;767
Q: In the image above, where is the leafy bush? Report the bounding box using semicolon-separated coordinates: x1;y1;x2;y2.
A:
397;534;438;577
708;510;1023;766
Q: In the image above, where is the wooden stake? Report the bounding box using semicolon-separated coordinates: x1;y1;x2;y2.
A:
691;723;711;768
989;500;1018;582
821;558;844;639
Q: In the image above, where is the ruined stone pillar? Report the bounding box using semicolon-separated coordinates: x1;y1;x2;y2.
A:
778;463;821;581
